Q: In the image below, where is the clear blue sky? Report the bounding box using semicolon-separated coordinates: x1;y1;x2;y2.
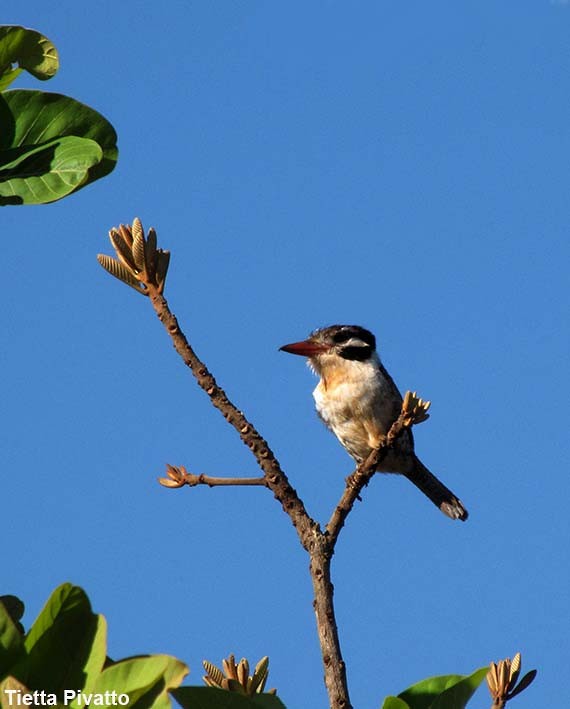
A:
4;3;569;708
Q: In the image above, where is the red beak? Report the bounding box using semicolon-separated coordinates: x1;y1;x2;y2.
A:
279;339;329;356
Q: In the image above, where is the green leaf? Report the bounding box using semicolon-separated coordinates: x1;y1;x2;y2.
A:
397;674;464;709
430;668;488;709
15;583;100;693
0;135;102;204
24;583;90;652
88;655;188;709
381;697;410;709
81;615;108;691
0;596;25;639
0;89;118;205
0;26;58;89
172;687;286;709
149;655;190;709
0;598;25;674
0;68;22;93
396;667;488;709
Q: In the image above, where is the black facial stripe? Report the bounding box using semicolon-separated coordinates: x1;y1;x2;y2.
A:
331;326;376;349
339;344;373;361
332;330;352;344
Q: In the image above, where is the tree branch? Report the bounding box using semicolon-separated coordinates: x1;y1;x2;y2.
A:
147;284;322;547
310;539;351;709
150;283;352;708
326;411;410;547
99;221;432;709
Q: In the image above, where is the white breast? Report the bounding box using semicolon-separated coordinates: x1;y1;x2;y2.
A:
312;355;400;463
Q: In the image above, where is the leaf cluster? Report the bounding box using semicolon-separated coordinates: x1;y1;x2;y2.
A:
0;586;285;709
0;25;117;205
0;584;187;709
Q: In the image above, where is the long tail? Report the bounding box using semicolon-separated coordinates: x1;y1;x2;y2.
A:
405;457;468;521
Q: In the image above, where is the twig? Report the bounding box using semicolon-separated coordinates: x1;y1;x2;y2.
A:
186;474;267;487
158;464;267;488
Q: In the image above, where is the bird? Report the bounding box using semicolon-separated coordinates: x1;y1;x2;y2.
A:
279;324;468;521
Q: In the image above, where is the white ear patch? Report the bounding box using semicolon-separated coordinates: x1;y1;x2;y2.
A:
345;337;368;348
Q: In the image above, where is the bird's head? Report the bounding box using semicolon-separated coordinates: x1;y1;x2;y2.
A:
279;325;377;375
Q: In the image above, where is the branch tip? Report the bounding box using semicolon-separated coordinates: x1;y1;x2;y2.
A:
99;218;170;295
